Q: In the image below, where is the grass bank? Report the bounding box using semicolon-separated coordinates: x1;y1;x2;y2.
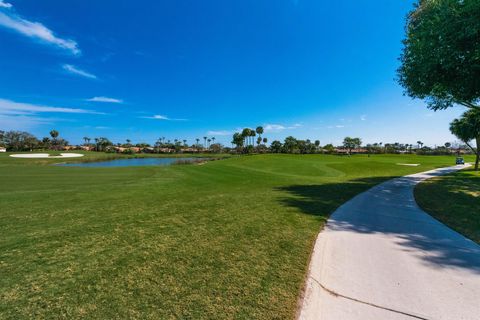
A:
0;153;466;319
415;169;480;244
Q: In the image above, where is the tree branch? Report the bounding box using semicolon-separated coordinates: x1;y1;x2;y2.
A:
456;100;480;109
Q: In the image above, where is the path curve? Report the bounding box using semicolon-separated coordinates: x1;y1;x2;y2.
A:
298;165;480;320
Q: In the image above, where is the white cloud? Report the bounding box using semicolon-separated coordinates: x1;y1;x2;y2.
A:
0;5;80;55
336;125;345;128
0;1;12;8
264;124;286;132
63;64;96;79
207;130;234;136
287;123;303;129
264;123;302;132
0;98;102;115
360;115;367;121
87;96;123;104
0;114;52;130
141;114;187;121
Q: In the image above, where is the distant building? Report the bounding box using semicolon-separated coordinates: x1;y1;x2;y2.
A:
0;147;6;152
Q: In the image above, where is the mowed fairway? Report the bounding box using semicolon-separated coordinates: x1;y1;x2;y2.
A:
0;153;466;319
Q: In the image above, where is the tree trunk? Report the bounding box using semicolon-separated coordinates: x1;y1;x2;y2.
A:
475;137;480;171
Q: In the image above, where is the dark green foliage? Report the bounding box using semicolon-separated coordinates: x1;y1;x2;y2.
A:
398;0;480;110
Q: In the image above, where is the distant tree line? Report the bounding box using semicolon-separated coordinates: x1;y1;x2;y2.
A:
1;128;474;158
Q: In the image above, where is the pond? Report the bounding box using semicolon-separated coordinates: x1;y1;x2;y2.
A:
58;157;203;168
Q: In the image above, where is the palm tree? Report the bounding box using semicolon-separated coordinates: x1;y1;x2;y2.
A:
211;137;216;145
250;129;256;146
196;138;200;148
94;138;99;151
417;141;423;149
83;137;90;145
256;126;264;142
263;137;268;144
241;128;250;146
126;139;131;147
49;130;59;149
183;139;187;147
207;138;211;149
203;136;207;148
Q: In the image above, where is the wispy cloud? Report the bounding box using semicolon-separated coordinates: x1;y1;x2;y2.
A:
0;98;102;115
0;3;80;55
87;96;123;104
327;124;345;129
206;130;234;136
63;64;96;79
0;1;12;8
264;123;302;132
264;124;286;132
360;115;367;121
141;114;187;121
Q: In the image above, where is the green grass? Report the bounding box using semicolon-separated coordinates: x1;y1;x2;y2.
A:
0;152;469;319
415;169;480;244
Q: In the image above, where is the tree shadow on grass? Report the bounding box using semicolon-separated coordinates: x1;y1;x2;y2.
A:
276;174;480;273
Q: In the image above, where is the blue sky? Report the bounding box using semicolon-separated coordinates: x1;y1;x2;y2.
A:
0;0;465;146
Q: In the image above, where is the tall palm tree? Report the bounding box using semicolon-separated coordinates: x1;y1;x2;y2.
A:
196;138;200;148
207;138;211;149
203;136;207;148
211;137;216;145
250;129;256;146
256;126;264;141
241;128;250;146
83;137;90;145
94;138;99;151
183;139;187;147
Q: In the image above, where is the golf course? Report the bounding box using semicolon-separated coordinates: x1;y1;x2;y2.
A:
0;152;473;319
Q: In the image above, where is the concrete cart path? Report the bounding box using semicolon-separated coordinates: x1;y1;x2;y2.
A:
298;165;480;320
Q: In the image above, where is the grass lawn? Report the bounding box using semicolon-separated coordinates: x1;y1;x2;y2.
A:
415;168;480;244
0;152;468;319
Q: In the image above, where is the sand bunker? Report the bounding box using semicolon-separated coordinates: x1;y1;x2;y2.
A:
396;163;420;166
10;153;84;159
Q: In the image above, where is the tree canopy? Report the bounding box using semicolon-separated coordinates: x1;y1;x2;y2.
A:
398;0;480;110
450;109;480;169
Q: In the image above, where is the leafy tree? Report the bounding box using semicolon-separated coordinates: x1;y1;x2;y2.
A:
450;109;480;170
323;144;335;154
2;131;38;151
232;132;244;150
263;137;268;144
398;0;480;110
256;136;262;146
210;143;222;153
270;140;282;153
343;137;362;155
283;136;298;153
